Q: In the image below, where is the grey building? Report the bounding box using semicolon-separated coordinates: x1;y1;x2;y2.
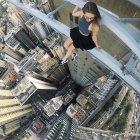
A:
12;75;57;105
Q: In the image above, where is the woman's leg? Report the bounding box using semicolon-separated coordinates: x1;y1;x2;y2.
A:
64;37;73;50
62;44;75;61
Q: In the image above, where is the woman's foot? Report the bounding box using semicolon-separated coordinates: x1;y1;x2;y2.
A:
72;53;77;61
59;59;68;65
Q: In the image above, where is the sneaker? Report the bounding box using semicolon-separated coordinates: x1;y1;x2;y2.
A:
59;59;68;65
71;53;77;61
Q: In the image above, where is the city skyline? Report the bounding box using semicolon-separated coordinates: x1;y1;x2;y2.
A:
0;0;140;140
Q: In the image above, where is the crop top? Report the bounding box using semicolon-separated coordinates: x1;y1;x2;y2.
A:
78;16;93;35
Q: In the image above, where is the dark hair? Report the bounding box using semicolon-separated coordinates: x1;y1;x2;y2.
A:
82;2;101;25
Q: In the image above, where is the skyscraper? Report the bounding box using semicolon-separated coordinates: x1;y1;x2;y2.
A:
12;75;57;105
4;30;27;56
0;90;33;139
14;28;36;50
1;0;140;139
66;75;121;125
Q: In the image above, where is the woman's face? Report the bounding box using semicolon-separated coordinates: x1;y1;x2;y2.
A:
84;12;95;22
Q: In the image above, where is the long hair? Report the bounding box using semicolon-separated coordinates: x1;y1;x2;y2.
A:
82;2;101;25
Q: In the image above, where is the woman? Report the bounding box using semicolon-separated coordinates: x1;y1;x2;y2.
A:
60;1;101;65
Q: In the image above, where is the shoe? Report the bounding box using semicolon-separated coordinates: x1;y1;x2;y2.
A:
72;53;77;61
59;59;68;65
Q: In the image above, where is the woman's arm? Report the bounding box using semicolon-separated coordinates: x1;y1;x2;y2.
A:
72;6;82;17
92;24;100;48
72;0;88;17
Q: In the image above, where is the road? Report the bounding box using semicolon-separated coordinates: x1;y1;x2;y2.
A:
90;85;128;129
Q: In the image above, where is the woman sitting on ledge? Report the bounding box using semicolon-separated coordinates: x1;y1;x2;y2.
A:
59;1;101;65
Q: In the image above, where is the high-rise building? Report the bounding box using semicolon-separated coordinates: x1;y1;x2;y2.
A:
66;75;121;125
4;29;28;56
0;45;22;63
19;10;32;23
13;28;36;50
41;0;51;14
11;75;57;105
0;51;19;66
44;96;63;117
0;90;33;139
123;54;140;82
7;4;23;27
0;62;18;89
15;49;39;73
1;0;140;139
44;114;74;140
25;17;51;42
15;46;68;83
0;89;14;99
7;3;32;29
